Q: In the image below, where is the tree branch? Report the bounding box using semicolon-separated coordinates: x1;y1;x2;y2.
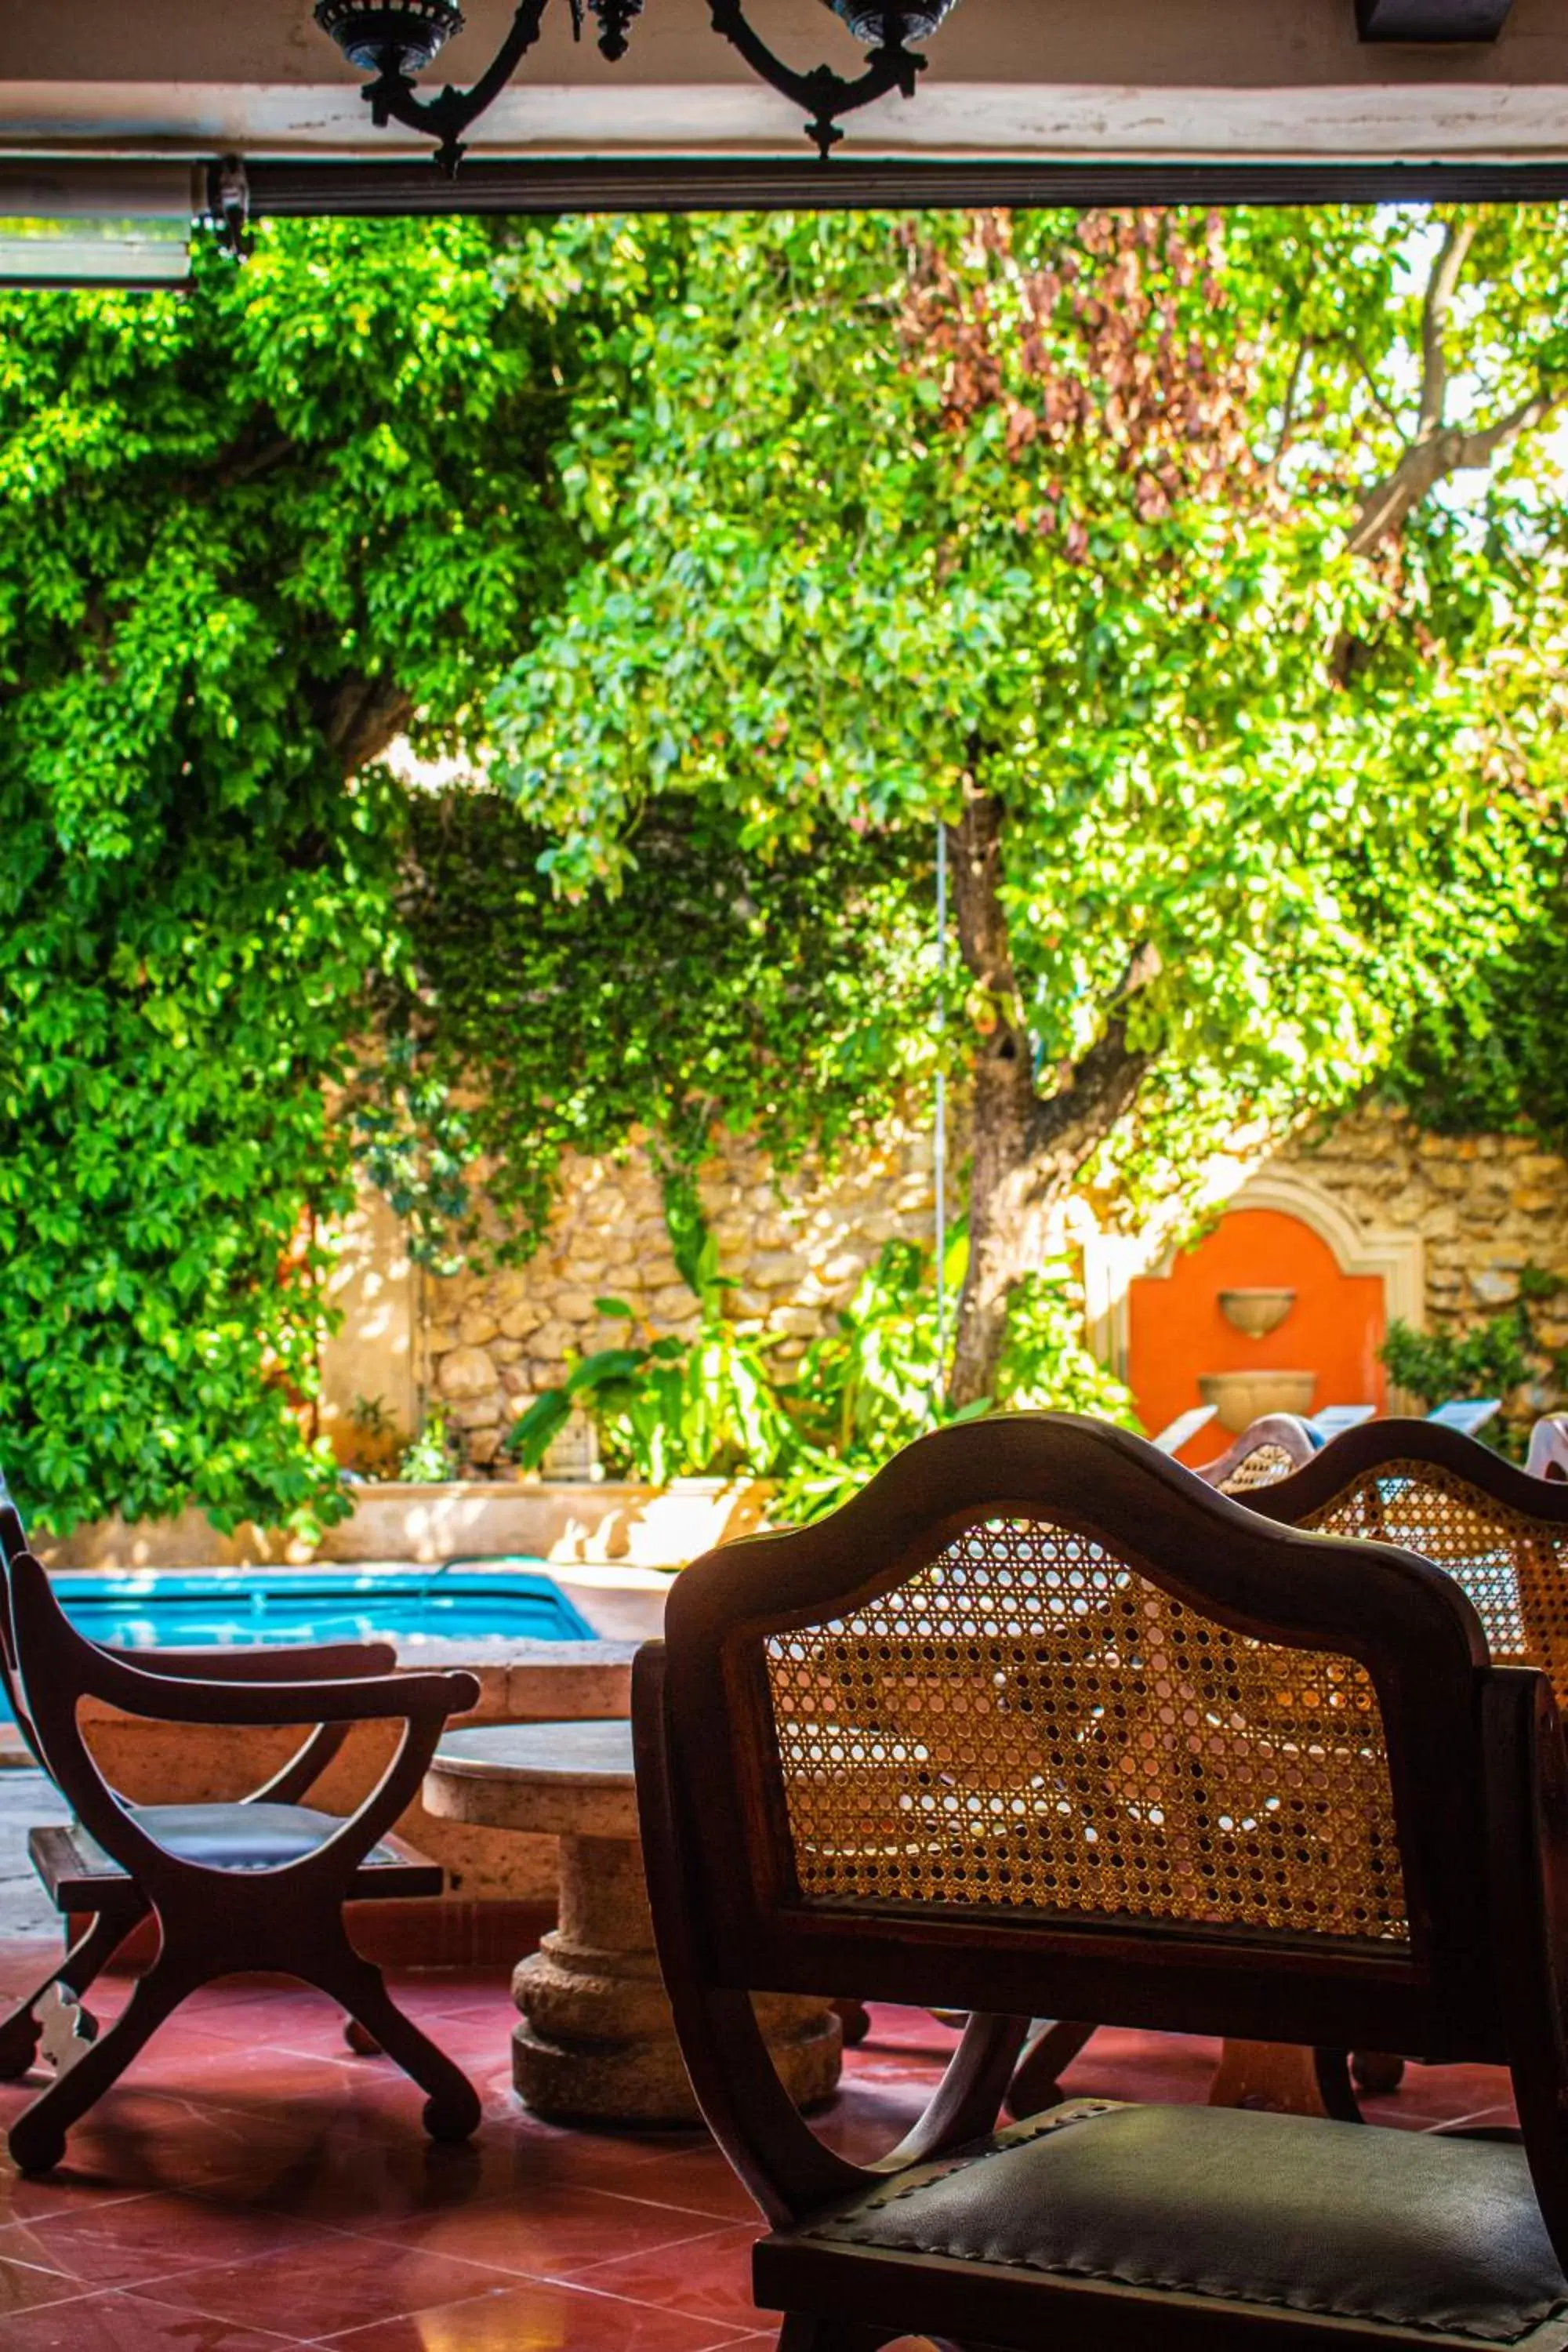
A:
1032;1012;1150;1163
1452;387;1560;471
1417;216;1475;441
1324;336;1407;435
1030;949;1157;1163
1345;213;1560;559
946;760;1023;1015
1271;335;1312;470
321;677;413;777
1347;387;1563;558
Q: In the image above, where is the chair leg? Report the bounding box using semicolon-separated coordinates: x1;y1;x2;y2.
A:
1312;2049;1366;2124
0;1909;136;2082
7;1955;188;2175
778;2321;887;2352
1006;2020;1097;2118
1352;2049;1406;2096
310;1940;479;2143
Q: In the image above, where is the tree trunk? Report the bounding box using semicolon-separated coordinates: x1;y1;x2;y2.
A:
945;782;1149;1410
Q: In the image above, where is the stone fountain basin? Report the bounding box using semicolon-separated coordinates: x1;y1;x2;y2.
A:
1197;1369;1317;1434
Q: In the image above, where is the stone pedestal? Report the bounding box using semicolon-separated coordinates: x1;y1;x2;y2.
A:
425;1720;841;2127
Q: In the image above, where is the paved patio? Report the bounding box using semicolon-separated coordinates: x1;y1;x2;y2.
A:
0;1769;1520;2351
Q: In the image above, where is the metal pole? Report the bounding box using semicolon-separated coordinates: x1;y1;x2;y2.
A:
933;820;949;1417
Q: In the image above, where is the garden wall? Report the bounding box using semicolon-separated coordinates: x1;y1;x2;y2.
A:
407;1117;940;1474
321;1097;1568;1474
1287;1103;1568;1354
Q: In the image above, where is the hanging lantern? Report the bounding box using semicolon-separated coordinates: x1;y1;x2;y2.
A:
828;2;960;42
314;1;466;74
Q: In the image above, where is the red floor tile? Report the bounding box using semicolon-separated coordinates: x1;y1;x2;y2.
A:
136;2238;523;2339
567;2221;764;2332
0;2255;82;2315
357;2180;739;2276
316;2277;758;2351
0;1963;1527;2352
0;2290;302;2350
0;2190;338;2290
584;2143;764;2222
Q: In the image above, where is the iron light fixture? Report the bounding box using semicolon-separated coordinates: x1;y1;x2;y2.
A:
314;0;963;174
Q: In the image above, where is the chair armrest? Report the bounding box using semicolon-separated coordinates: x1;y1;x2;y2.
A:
77;1644;478;1727
245;1721;356;1805
100;1641;398;1682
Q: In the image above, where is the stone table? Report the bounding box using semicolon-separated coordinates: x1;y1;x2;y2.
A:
424;1719;841;2126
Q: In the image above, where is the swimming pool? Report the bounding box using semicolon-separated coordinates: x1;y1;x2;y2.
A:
23;1561;593;1670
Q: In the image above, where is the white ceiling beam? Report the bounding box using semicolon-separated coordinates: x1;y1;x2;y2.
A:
2;0;1564;165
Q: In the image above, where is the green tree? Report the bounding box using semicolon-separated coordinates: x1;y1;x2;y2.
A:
493;204;1568;1404
1391;830;1568;1146
0;217;593;1531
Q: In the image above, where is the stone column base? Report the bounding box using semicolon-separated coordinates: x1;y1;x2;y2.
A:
511;1829;842;2125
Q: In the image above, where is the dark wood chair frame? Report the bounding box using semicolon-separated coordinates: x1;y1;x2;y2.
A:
1247;1415;1568;1554
0;1490;393;2073
1240;1416;1568;2100
633;1413;1568;2351
0;1496;482;2172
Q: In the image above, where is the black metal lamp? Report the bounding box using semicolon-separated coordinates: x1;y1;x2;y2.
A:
314;0;963;173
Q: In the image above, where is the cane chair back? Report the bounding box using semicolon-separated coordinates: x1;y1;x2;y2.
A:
1192;1413;1322;1497
1530;1417;1568;1483
641;1415;1508;2067
1250;1420;1568;1715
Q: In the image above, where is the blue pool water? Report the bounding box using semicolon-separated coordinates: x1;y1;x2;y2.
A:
24;1561;593;1673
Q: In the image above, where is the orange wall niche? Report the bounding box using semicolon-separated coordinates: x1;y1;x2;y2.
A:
1125;1207;1387;1462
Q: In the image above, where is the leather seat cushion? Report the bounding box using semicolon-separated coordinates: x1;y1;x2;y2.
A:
75;1804;399;1875
791;2100;1567;2345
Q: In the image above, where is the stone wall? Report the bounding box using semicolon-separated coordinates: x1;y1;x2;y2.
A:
325;1095;1568;1476
425;1122;938;1472
1274;1102;1568;1405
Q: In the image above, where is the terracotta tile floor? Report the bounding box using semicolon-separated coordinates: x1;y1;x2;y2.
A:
0;1936;1517;2350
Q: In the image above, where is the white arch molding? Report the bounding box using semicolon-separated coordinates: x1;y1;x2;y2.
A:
1082;1170;1426;1406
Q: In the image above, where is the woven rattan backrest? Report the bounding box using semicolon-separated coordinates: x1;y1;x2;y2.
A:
1194;1415;1322;1498
1253;1422;1568;1713
655;1417;1501;2047
1218;1442;1307;1494
764;1510;1403;1940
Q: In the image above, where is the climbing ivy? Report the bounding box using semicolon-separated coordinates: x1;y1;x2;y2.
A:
0;218;596;1532
359;785;932;1266
1389;826;1568;1149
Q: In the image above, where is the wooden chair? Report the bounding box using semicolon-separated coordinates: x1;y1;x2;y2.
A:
0;1484;393;2073
1027;1418;1568;2115
1193;1411;1323;1494
634;1411;1568;2352
1529;1418;1568;1483
1248;1417;1568;1715
0;1494;482;2172
1238;1415;1568;2103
